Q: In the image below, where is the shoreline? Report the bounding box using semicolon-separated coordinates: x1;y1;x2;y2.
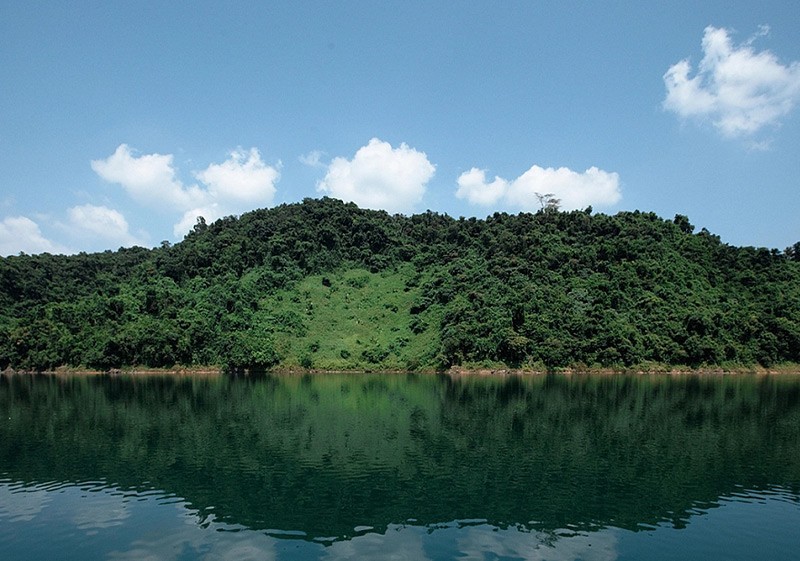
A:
3;364;800;377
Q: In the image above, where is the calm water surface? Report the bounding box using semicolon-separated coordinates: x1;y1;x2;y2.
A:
1;372;799;560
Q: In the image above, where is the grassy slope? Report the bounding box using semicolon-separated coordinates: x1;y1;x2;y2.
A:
255;265;441;370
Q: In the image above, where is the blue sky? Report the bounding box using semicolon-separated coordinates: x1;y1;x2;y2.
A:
2;1;799;255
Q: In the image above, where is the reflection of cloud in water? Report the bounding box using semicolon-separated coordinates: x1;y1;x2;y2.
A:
456;525;618;561
107;505;277;561
109;532;278;561
0;482;52;522
108;520;618;561
0;480;278;561
322;524;429;561
71;491;131;533
108;530;277;561
1;478;621;561
319;522;618;561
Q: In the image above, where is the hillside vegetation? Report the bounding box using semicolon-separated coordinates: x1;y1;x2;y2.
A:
1;197;799;371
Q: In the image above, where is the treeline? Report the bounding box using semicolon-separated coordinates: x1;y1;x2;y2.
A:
1;197;799;371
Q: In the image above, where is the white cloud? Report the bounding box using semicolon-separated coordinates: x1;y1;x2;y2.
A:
664;25;800;138
317;138;435;214
1;207;146;256
93;145;281;237
0;216;70;256
456;165;621;211
91;144;205;210
65;204;145;248
456;168;509;206
456;168;508;206
299;150;326;168
195;148;279;204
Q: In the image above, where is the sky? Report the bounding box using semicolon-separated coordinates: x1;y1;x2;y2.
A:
1;1;799;256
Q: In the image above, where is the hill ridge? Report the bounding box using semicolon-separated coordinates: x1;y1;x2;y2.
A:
1;197;799;371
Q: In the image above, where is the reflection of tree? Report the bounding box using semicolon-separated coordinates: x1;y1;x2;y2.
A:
1;373;799;541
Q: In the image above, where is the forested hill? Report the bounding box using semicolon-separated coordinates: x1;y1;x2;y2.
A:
2;197;799;372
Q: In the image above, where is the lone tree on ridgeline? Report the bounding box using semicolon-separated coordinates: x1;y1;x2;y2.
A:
535;192;561;212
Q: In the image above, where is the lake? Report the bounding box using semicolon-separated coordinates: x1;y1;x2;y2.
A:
1;372;799;560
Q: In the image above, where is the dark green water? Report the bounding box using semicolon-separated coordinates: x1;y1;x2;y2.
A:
1;372;799;560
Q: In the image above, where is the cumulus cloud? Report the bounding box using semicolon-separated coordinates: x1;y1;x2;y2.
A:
0;205;149;256
0;216;70;256
456;165;621;211
317;138;435;214
664;25;800;138
92;145;280;236
195;148;279;203
65;204;145;248
456;168;509;206
91;144;205;209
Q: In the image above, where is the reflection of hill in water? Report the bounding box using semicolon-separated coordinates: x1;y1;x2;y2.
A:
1;373;799;540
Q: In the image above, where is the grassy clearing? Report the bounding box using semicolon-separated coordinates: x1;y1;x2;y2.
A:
255;265;441;370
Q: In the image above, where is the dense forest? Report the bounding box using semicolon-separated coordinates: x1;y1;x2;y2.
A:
1;197;799;371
